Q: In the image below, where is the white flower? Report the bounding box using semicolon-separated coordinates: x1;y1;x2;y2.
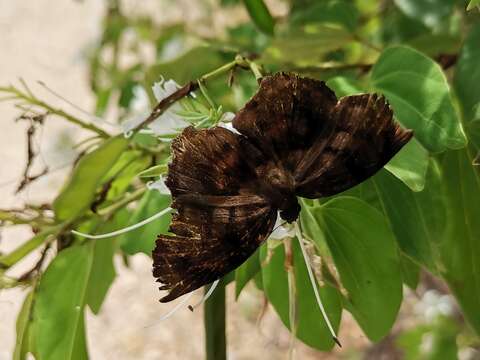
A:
218;112;240;134
414;289;455;323
121;78;188;138
147;176;170;195
269;215;295;240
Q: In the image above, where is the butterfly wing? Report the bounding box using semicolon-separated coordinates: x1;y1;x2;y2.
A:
153;126;276;302
294;94;413;198
153;194;276;302
232;72;338;172
232;72;412;198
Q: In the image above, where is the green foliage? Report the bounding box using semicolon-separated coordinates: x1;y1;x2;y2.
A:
317;197;403;341
53;136;129;221
2;0;480;358
371;46;466;153
34;244;93;360
261;241;342;350
242;0;275;35
120;190;171;255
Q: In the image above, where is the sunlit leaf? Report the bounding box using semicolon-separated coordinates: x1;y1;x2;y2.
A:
34;244;93;360
13;290;35;360
371;46;466;153
319;197;403;341
384;138;429;192
53;136;129;221
467;0;480;10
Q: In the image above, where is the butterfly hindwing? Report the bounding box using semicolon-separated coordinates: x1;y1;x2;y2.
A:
154;126;277;302
153;194;276;302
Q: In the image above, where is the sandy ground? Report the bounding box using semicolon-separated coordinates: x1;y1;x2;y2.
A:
0;2;364;359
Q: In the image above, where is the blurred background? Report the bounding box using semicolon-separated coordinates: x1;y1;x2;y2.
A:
1;1;479;359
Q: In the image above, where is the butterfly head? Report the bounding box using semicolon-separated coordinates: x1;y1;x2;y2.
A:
279;197;300;223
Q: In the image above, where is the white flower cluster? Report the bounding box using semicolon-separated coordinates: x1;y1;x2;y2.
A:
414;289;455;323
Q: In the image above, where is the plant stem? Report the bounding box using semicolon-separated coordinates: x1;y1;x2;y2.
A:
0;86;110;138
0;224;64;268
204;278;227;360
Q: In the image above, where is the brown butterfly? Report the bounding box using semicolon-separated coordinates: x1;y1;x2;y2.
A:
152;72;413;303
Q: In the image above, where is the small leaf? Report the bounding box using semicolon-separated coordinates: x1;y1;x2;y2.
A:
326;76;364;98
264;24;352;66
261;240;342;350
14;290;35;360
53;136;129;221
120;190;171;255
242;0;275;35
393;0;455;28
371;46;467;153
289;0;359;31
319;197;403;341
384;138;429;192
467;0;480;10
34;244;93;360
235;248;261;299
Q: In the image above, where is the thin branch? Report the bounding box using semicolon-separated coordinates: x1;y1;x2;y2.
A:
0;85;110;138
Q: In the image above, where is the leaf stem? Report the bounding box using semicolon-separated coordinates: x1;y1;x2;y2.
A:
204;278;227;360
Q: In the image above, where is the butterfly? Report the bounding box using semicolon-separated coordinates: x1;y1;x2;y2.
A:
152;72;413;303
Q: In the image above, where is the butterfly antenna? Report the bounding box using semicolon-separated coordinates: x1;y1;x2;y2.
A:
143;292;195;328
72;207;172;239
187;279;220;311
294;221;342;348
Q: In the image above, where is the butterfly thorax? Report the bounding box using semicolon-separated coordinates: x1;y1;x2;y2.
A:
255;162;300;223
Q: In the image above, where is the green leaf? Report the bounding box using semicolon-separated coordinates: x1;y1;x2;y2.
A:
371;46;467;153
53;136;129;221
384;138;429;192
261;240;342;350
263;24;352;66
393;0;455;28
120;190;171;255
242;0;275;35
319;197;403;341
289;0;359;31
326;76;364;98
235;248;261;299
34;244;93;360
400;255;420;290
454;24;480;126
146;46;230;86
368;164;447;272
440;147;480;334
14;290;35;360
467;0;480;10
85;225;119;314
